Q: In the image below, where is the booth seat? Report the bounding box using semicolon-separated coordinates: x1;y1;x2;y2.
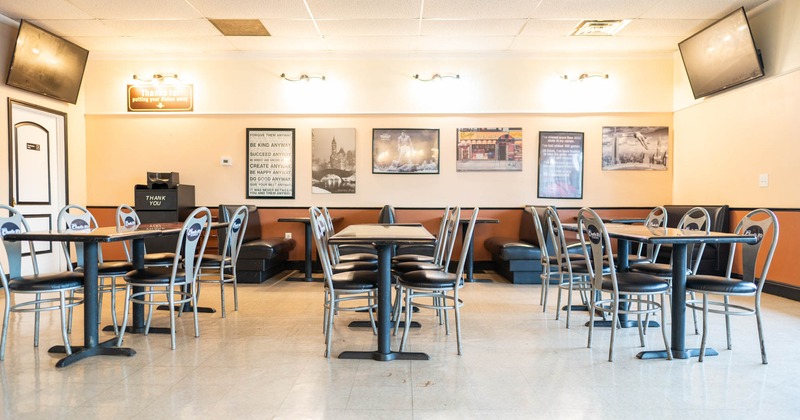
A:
218;205;296;283
484;207;550;284
658;204;730;276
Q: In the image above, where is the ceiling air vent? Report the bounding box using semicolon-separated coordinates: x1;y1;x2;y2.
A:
209;19;270;36
571;20;631;36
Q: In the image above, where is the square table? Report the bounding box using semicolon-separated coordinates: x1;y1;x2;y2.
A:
3;222;221;367
562;222;757;359
329;223;435;361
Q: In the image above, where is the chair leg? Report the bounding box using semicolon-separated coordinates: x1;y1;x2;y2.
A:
192;283;200;338
367;291;377;335
168;287;177;350
220;273;227;318
755;303;767;364
98;281;104;324
0;296;9;361
689;291;699;335
324;294;335;358
400;289;413;352
659;294;672;360
587;291;595;349
110;278;119;335
58;291;72;355
455;295;462;355
34;292;41;348
117;285;132;347
393;288;405;337
723;295;732;350
608;297;618;362
233;272;239;312
555;279;563;320
699;294;709;362
565;277;574;329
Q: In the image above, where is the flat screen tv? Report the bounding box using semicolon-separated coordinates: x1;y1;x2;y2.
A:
678;7;764;99
5;20;89;104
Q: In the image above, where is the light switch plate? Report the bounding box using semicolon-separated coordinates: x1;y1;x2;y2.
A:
220;157;232;166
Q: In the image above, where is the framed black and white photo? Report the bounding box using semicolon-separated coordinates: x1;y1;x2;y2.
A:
602;126;669;170
372;129;439;174
538;131;584;199
312;128;356;194
246;128;295;199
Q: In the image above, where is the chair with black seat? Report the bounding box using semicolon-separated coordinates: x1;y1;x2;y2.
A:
115;204;176;267
630;206;710;333
309;206;379;357
1;205;84;361
196;205;248;317
321;207;378;270
58;204;133;335
116;207;212;350
547;206;600;328
392;207;451;265
392;207;460;275
614;206;668;266
686;208;778;364
578;207;672;362
397;208;479;355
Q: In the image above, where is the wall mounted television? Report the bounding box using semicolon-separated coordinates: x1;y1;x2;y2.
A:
678;7;764;100
5;20;89;104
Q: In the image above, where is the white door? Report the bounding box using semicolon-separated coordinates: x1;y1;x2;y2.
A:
9;100;69;274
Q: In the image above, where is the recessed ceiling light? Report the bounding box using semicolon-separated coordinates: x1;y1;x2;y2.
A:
571;20;631;36
209;19;270;36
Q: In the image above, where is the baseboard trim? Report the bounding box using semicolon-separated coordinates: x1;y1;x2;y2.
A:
763;281;800;302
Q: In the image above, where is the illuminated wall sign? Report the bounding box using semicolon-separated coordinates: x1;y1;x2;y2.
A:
127;84;194;112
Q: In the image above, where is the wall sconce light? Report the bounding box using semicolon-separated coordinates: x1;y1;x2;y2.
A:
413;73;460;82
280;73;326;82
560;73;609;82
132;73;180;83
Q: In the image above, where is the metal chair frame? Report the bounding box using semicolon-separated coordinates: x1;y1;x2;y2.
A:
197;205;249;317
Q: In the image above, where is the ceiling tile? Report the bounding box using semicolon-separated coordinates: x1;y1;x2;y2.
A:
226;36;327;51
188;0;311;19
518;19;582;37
323;36;419;51
421;19;526;37
641;0;769;19
101;19;220;37
416;36;515;52
29;19;118;37
0;1;93;20
532;0;660;19
67;0;202;20
619;19;711;38
261;19;319;37
423;0;539;19
305;0;421;19
316;19;419;37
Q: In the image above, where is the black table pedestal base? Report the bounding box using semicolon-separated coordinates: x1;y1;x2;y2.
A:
348;320;421;328
588;320;660;328
156;304;216;313
102;325;172;334
637;347;718;360
338;350;429;361
49;338;136;368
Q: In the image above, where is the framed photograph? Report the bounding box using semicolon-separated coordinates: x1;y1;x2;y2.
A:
372;129;439;174
538;132;584;199
456;127;522;171
246;128;295;199
602;126;669;170
312;128;356;194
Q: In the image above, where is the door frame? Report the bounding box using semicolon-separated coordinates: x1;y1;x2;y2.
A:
7;98;70;207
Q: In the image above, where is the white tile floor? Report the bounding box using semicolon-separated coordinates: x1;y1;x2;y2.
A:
1;271;799;419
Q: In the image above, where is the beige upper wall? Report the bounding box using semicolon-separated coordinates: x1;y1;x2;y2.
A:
672;0;800;207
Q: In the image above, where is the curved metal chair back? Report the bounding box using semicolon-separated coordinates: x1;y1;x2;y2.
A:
729;209;779;292
57;204;101;268
677;207;711;274
176;207;212;286
0;204;39;277
638;206;668;261
436;206;461;268
225;205;250;267
452;208;479;284
309;206;336;288
115;204;142;261
577;207;617;292
544;206;573;269
529;206;550;265
430;206;452;262
320;207;342;265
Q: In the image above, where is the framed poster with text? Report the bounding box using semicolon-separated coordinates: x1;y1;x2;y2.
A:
246;128;295;199
537;131;584;199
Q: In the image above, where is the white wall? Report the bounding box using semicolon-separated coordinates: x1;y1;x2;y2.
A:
672;0;800;207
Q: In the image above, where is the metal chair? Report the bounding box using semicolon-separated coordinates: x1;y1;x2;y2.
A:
58;204;133;335
578;207;672;362
310;206;378;358
615;206;668;266
320;207;377;272
115;204;176;267
392;207;451;264
529;206;560;311
396;208;479;355
630;206;710;333
116;207;212;349
392;207;460;274
1;205;84;361
686;208;779;364
197;205;248;317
